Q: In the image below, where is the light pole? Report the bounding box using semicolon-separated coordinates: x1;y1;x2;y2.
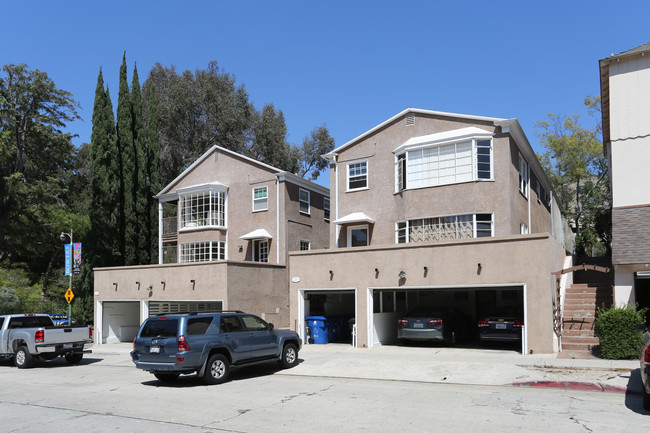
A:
60;229;73;323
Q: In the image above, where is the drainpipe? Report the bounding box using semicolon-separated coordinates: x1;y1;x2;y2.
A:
276;176;280;264
334;154;340;248
158;202;163;264
527;163;531;232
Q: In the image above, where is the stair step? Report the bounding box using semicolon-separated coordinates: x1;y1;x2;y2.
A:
562;328;596;337
563;321;595;331
562;341;598;351
562;335;599;344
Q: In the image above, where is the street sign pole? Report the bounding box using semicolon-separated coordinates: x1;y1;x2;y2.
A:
68;229;72;323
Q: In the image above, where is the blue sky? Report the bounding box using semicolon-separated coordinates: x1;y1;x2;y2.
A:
4;1;649;188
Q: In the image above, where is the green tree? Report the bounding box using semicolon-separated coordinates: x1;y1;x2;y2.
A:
143;61;254;185
535;96;610;256
0;64;82;271
296;124;335;180
131;64;148;264
144;84;161;264
249;104;296;172
117;53;135;265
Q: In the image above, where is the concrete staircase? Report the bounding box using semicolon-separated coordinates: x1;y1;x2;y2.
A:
560;263;613;357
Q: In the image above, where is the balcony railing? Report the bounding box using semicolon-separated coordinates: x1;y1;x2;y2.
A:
162;217;178;239
162;245;177;264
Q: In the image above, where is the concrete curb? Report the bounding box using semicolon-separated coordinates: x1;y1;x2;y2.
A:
513;380;636;394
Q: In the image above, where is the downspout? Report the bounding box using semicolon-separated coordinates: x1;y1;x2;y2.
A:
334;154;340;248
526;163;528;233
276;176;280;264
158;202;163;264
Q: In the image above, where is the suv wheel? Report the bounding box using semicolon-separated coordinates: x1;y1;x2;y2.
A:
280;343;298;369
201;354;230;385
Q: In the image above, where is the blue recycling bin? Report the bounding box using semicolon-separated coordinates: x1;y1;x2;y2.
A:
306;316;329;344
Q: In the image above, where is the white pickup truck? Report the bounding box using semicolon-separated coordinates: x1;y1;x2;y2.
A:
0;314;93;368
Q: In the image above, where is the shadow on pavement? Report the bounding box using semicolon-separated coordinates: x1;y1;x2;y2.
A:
625;369;648;415
139;358;304;388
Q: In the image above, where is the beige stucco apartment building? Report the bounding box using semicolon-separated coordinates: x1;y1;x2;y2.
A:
600;43;650;310
93;146;329;344
289;109;572;354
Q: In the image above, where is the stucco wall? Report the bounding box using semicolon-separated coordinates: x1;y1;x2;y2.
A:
329;112;552;248
290;233;567;354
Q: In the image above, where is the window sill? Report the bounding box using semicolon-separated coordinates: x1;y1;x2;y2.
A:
252;209;268;213
179;225;227;232
299;211;311;216
346;187;369;193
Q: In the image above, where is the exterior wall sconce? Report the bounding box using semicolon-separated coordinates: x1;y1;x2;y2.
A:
191;279;196;290
477;263;482;275
329;270;334;280
161;281;166;290
238;245;243;252
375;268;379;278
423;266;428;277
398;271;406;279
113;282;118;291
146;285;153;292
136;281;141;290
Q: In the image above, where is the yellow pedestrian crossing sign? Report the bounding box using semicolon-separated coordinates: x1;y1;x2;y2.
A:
65;288;74;304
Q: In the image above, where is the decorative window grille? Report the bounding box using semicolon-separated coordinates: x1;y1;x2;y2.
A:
396;213;494;244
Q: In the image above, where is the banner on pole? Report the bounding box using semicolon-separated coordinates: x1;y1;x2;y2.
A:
64;244;71;276
73;243;82;275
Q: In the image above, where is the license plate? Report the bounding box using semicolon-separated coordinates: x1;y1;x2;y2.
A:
63;343;73;349
150;346;160;353
495;323;507;329
413;323;424;329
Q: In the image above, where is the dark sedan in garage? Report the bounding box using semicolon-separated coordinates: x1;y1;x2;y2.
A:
477;308;523;343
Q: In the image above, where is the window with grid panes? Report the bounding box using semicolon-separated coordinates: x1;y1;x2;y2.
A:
180;190;225;228
396;213;493;243
180;241;225;263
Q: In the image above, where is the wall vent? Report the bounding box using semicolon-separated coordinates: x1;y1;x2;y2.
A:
405;113;415;126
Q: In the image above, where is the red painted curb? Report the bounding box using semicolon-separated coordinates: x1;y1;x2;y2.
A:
512;381;628;393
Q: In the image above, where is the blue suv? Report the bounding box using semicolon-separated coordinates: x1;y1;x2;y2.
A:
131;311;301;384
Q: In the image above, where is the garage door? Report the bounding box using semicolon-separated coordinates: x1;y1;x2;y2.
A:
371;287;525;352
102;301;140;344
148;301;223;317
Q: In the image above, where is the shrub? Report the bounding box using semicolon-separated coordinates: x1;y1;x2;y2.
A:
595;304;647;359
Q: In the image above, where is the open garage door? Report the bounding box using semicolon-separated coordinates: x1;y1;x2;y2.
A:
370;286;525;353
302;290;356;345
101;301;140;344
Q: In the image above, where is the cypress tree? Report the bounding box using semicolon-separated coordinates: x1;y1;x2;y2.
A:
131;63;148;264
146;84;161;264
116;53;135;265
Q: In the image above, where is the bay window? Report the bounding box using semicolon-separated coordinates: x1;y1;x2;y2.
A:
179;187;226;229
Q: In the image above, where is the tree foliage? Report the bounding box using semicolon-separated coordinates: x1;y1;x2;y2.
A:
535;96;610;256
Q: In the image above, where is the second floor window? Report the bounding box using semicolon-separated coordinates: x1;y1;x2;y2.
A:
519;153;528;197
180;189;226;229
300;240;310;251
396;139;492;191
253;186;268;212
396;213;493;243
299;189;310;214
324;198;330;221
348;161;368;190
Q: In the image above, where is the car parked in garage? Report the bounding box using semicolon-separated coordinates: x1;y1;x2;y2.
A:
397;307;469;345
477;308;523;343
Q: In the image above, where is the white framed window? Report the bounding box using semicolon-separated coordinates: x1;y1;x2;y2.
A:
347;225;369;247
518;153;528;197
395;138;492;192
299;188;310;214
252;186;268;212
300;240;310;251
180;189;226;229
347;161;368;191
324;198;330;221
180;241;225;263
396;213;494;244
520;221;529;235
253;240;269;262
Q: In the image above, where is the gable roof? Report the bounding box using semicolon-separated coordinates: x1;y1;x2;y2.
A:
323;108;504;161
156;145;329;200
